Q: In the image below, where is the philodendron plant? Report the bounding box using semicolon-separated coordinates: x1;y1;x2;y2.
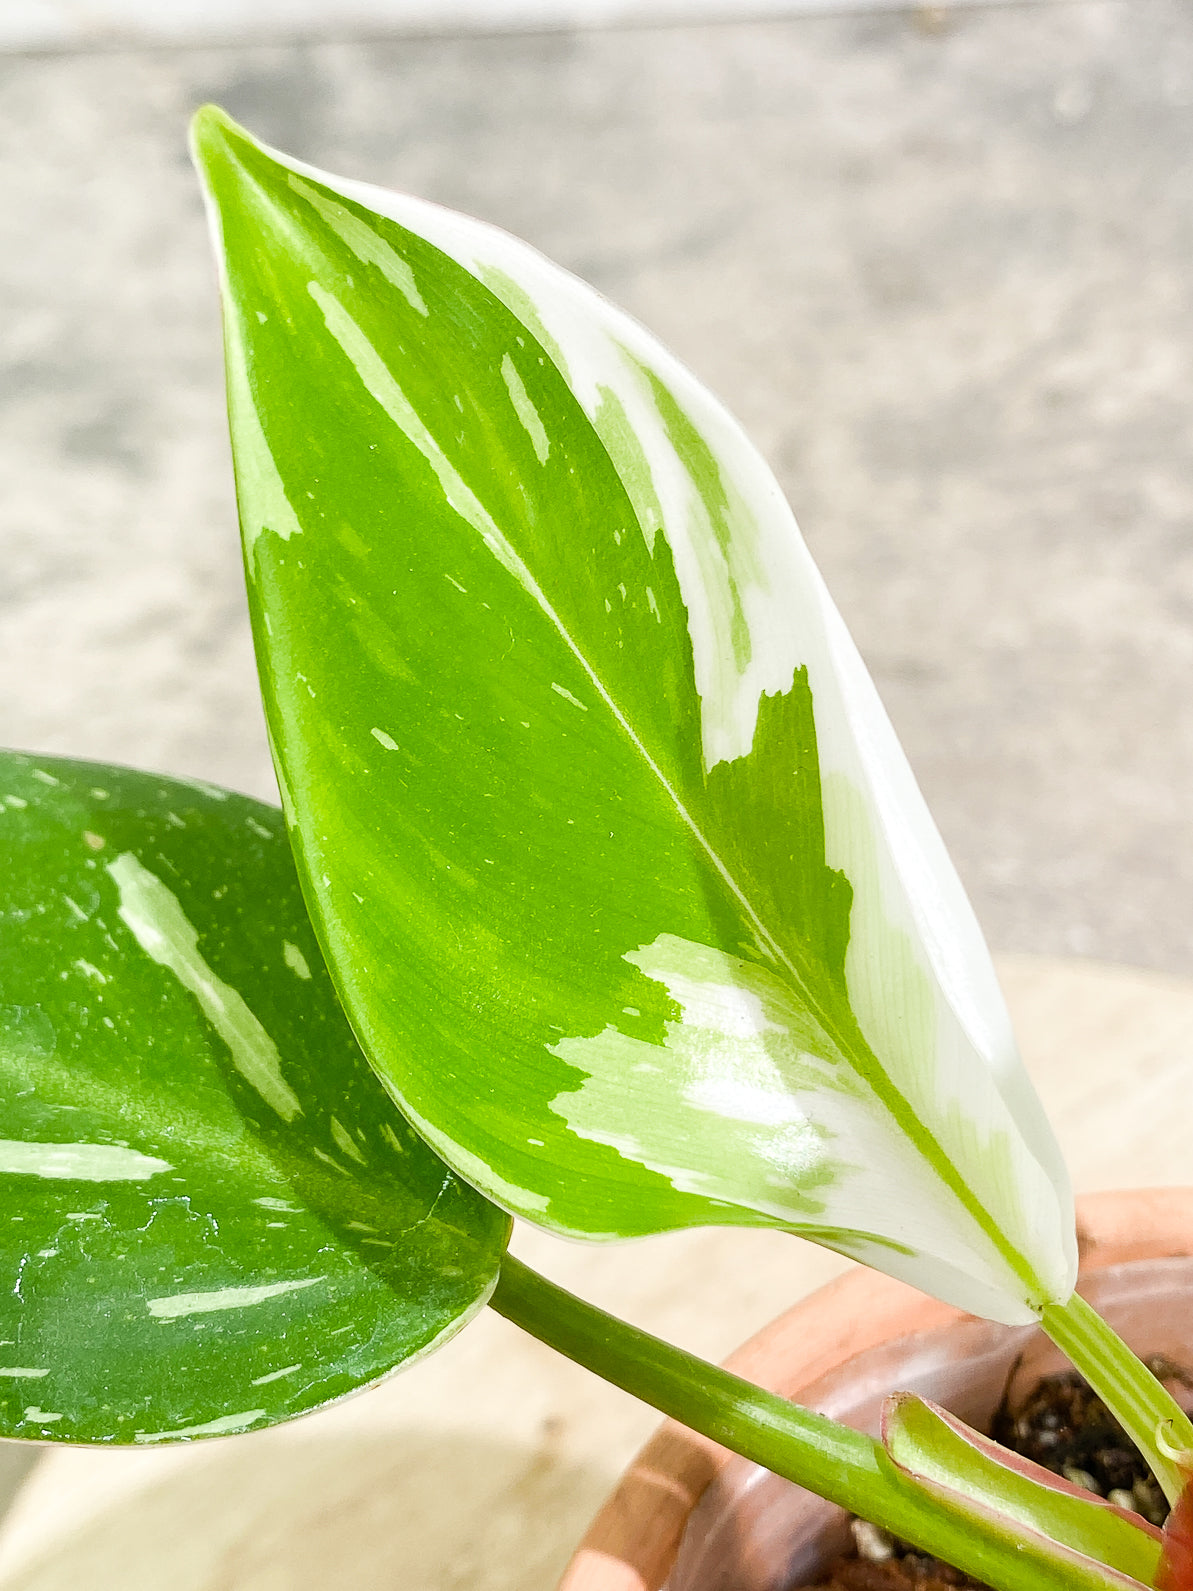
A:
1;106;1189;1591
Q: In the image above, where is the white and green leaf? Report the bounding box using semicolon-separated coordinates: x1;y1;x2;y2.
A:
0;750;508;1443
193;108;1075;1326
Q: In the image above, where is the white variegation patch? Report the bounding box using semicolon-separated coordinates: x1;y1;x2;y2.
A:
251;1363;302;1385
550;933;1068;1324
0;1140;172;1181
288;174;428;315
549;936;832;1217
501;352;551;464
224;334;303;556
108;852;302;1122
282;940;312;979
148;1277;323;1320
306;280;544;602
134;1409;266;1443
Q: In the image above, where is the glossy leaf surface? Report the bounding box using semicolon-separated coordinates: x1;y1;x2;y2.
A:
0;750;508;1444
195;108;1074;1325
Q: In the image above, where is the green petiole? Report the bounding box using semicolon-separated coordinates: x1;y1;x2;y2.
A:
491;1256;1151;1591
1041;1289;1193;1507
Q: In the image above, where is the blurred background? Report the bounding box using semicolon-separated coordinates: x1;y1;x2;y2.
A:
3;0;1192;980
3;3;1193;1586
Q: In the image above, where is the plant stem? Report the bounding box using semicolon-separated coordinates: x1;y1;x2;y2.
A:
1041;1289;1193;1506
490;1255;1140;1591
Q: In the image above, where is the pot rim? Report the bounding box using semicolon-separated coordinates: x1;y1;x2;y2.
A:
557;1186;1193;1591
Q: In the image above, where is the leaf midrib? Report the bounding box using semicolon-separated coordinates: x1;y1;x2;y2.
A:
448;491;1037;1295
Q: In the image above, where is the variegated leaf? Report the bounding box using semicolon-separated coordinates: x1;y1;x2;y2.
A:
193;107;1075;1325
0;750;508;1443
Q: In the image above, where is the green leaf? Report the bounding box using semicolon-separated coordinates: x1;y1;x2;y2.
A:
0;750;508;1444
884;1394;1162;1588
193;107;1074;1326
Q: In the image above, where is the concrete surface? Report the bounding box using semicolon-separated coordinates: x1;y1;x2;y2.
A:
0;0;1052;55
4;2;1193;977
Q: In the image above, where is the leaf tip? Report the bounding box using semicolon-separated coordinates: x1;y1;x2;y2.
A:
188;103;253;184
